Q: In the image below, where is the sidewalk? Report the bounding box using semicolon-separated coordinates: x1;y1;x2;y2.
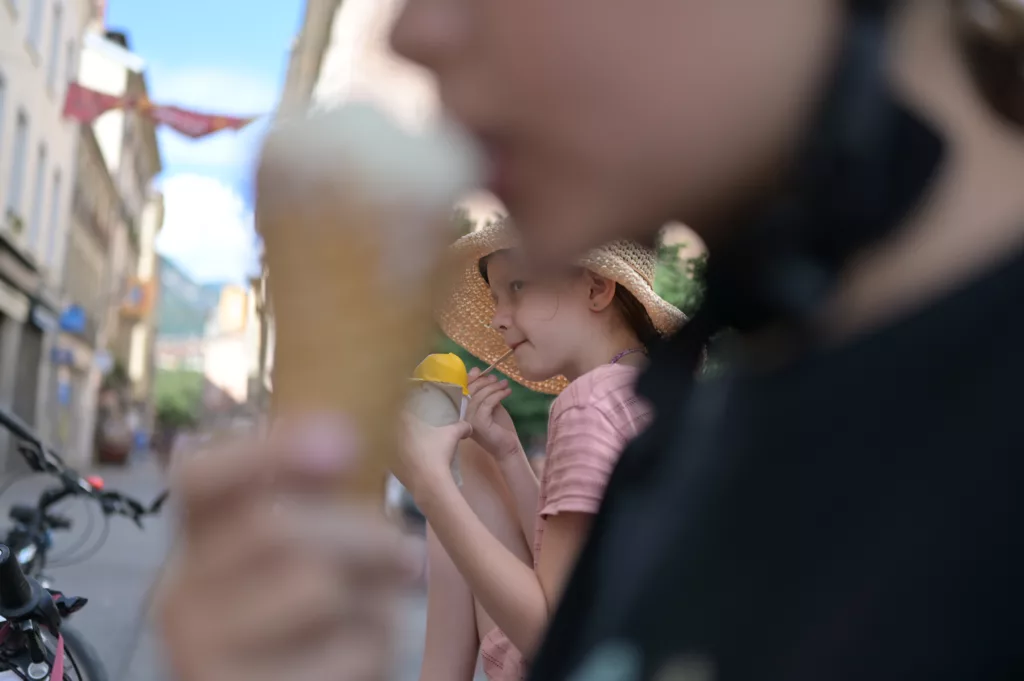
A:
0;454;449;681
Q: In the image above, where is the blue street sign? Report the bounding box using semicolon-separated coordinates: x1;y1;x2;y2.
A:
57;382;72;406
58;305;87;334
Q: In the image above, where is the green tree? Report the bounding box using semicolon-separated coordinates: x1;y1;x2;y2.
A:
102;360;131;391
653;244;737;377
654;244;707;318
154;369;203;430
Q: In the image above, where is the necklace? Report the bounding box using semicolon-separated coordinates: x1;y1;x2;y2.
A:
609;347;646;365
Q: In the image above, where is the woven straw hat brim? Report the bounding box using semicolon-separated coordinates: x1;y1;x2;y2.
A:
436;221;687;395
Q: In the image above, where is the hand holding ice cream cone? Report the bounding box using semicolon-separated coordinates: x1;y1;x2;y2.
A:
156;103;483;681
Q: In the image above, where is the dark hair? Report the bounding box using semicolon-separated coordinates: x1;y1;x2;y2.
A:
613;286;660;347
478;254;495;283
954;0;1024;127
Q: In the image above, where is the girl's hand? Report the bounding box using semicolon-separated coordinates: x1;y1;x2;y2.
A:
156;418;418;681
394;415;472;502
466;368;522;462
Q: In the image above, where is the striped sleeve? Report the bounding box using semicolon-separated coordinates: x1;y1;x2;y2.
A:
540;405;623;518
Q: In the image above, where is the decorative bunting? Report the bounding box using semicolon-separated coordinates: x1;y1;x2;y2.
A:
62;82;122;122
62;82;260;139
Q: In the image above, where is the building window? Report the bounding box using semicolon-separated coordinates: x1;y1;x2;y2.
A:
46;3;62;92
27;0;46;53
5;112;30;229
28;143;48;248
64;40;75;86
0;75;5;160
46;170;61;266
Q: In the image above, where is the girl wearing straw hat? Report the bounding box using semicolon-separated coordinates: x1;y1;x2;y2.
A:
393;219;684;680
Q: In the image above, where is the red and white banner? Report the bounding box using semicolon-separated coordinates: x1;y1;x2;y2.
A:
62;82;260;139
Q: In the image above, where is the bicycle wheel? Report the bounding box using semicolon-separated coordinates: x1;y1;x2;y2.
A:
48;625;109;681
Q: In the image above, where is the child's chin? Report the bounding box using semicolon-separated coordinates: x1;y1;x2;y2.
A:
517;362;559;384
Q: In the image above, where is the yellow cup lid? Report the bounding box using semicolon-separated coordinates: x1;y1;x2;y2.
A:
412;353;470;395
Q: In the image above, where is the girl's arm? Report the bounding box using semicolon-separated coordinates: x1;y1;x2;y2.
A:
496;445;541;548
419;525;480;681
461;374;540;541
416;475;594;660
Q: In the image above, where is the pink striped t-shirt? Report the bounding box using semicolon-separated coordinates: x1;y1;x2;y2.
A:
479;363;652;680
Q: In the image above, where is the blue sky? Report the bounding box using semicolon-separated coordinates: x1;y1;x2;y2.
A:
105;0;304;283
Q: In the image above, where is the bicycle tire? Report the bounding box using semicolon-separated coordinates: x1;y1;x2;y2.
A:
58;625;109;681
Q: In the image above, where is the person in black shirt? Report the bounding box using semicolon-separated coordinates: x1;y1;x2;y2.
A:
157;1;1024;680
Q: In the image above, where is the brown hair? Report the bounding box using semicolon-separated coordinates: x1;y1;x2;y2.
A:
954;0;1024;127
613;285;660;347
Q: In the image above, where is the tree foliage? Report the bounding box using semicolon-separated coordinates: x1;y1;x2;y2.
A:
155;369;203;429
654;244;707;318
654;244;736;377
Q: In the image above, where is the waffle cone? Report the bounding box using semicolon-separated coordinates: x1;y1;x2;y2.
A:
257;105;481;501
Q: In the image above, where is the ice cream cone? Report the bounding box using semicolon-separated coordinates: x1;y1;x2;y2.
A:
407;353;470;484
256;105;481;501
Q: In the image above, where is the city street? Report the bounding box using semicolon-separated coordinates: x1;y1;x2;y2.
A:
0;457;444;681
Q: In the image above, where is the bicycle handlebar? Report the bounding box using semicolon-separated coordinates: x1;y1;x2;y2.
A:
0;415;61;477
0;406;167;525
0;545;33;615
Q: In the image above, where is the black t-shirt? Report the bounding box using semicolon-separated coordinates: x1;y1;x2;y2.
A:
530;248;1024;681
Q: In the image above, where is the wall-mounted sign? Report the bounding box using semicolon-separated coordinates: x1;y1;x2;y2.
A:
120;278;154;320
50;347;75;366
59;305;88;334
30;304;59;332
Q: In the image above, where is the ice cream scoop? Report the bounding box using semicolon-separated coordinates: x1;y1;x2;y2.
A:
408;353;470;426
407;353;469;484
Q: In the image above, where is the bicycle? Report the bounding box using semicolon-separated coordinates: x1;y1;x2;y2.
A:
0;407;166;680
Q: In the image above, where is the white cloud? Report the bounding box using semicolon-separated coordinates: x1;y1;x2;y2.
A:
155;174;259;284
157;119;268;174
147;67;278;173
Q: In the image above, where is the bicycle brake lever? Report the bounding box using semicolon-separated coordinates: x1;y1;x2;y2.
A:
49;593;87;618
99;495;117;515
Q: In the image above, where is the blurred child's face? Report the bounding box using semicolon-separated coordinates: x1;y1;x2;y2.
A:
485;251;595;382
392;0;842;263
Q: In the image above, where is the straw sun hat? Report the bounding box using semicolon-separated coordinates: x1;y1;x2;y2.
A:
437;219;687;395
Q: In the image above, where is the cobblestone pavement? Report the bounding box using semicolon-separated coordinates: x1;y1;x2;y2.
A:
0;456;445;681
